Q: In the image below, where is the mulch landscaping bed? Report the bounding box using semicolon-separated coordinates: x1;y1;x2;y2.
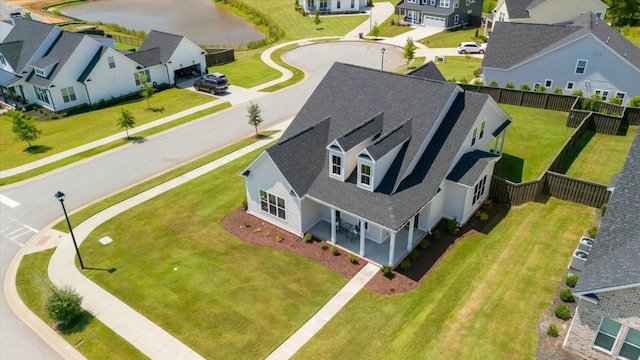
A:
222;202;506;295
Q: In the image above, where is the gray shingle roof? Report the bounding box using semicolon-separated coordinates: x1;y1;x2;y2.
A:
336;113;383;151
125;47;162;67
525;0;545;10
1;17;57;74
483;12;640;70
366;119;412;161
0;41;24;70
0;68;20;86
266;62;494;230
446;150;499;186
505;0;533;19
407;61;446;82
137;30;184;64
28;31;85;88
574;131;640;294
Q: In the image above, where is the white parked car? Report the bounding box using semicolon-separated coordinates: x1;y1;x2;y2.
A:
457;42;487;54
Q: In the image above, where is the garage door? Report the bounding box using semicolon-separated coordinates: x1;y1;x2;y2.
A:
423;15;445;28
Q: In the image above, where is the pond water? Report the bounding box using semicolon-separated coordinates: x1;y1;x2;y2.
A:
61;0;264;46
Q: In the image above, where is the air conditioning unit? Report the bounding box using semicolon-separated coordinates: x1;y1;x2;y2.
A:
578;236;594;252
569;250;589;271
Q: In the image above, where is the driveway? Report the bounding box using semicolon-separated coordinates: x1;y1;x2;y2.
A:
0;41;406;358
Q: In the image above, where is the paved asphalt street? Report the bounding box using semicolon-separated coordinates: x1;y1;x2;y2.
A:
0;41;405;359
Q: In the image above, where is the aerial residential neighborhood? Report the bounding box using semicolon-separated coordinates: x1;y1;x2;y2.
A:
0;0;639;359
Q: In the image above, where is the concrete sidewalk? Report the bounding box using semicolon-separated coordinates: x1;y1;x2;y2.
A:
266;263;379;360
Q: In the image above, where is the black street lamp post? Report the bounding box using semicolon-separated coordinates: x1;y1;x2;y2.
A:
381;48;386;71
55;191;84;269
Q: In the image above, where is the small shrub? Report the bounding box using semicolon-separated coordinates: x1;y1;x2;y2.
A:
276;235;283;242
431;230;440;240
478;35;488;42
474;28;479;38
419;238;430;249
473;79;483;85
349;253;358;264
472;67;482;77
560;289;575;302
488;80;499;87
381;264;393;275
49;114;60;120
400;259;411;270
409;249;420;260
535;85;547;93
552;87;563;94
303;232;313;243
609;97;622;105
505;81;514;89
59;111;68;117
629;95;640;108
475;210;489;221
242;199;248;210
482;198;493;206
331;246;340;256
519;83;531;91
587;226;598;238
572;90;584;96
447;218;460;235
460;76;468;84
320;240;329;250
601;203;607;216
566;275;579;288
547;324;559;337
243;222;251;228
554;304;571;320
448;77;456;83
45;286;83;329
390;18;395;26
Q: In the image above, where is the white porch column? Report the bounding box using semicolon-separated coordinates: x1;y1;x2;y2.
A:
499;128;507;154
388;232;396;266
359;220;365;257
330;208;336;244
407;217;415;251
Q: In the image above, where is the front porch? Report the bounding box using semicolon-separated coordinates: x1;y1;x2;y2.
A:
308;219;426;267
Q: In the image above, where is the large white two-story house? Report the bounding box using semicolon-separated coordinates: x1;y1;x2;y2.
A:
482;12;640;104
299;0;368;14
240;62;512;266
396;0;485;28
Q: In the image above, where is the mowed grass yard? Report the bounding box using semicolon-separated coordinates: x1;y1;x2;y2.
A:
0;88;212;170
420;28;482;47
78;146;346;359
564;126;638;184
435;56;482;82
294;198;593;359
494;104;573;182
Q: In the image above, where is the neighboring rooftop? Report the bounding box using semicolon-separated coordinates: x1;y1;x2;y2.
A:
574;130;640;294
137;30;184;64
1;17;58;73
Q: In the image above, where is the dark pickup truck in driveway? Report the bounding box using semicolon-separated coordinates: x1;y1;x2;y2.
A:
194;75;228;95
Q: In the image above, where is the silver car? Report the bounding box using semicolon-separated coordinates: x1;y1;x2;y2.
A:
457;42;486;54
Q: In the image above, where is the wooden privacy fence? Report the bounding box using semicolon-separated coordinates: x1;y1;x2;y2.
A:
550;114;594;173
490;176;540;206
543;172;611;208
110;34;142;47
205;48;235;67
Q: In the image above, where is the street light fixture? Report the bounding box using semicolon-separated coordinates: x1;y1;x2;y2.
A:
55;191;85;269
381;48;386;71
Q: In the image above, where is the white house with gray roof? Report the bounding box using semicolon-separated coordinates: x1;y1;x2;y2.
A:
563;131;640;359
482;12;640;105
0;18;205;112
299;0;367;14
240;62;512;266
488;0;607;26
396;0;484;28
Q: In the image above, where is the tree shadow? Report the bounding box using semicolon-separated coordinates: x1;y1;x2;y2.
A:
150;106;165;113
493;153;524;182
128;136;147;144
59;310;93;335
24;145;52;154
83;267;117;273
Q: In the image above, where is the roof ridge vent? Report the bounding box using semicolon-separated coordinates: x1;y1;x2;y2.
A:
606;36;609;43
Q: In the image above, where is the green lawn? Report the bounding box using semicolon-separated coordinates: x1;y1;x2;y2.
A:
261;44;306;92
494;104;572;182
209;52;281;88
373;15;413;38
420;28;482;48
16;249;146;360
294;198;593;359
0;88;212;170
621;26;640;47
435;56;482;82
76;145;346;358
227;0;367;41
564;126;638;184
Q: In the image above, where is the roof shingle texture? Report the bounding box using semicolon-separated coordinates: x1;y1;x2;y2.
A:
574;130;640;293
267;63;490;230
136;30;184;64
28;31;85;88
1;17;57;73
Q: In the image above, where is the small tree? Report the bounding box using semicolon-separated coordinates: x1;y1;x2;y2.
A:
314;9;321;30
505;80;515;89
371;21;380;39
403;37;417;68
45;285;83;329
117;109;136;139
535;85;547;93
8;110;42;149
629;95;640;107
519;83;531;91
488;80;499;87
552;87;563;94
247;102;263;137
140;74;154;109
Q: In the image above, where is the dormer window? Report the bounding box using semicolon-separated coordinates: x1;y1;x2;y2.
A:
0;55;6;66
360;164;372;187
331;154;342;176
479;120;485;139
471;127;478;146
35;68;45;77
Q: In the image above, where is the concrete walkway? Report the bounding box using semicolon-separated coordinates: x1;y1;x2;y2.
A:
266;263;379;360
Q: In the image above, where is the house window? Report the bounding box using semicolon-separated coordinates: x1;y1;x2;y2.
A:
35;68;45;77
259;190;286;220
575;59;588;74
596;12;603;19
454;14;459;24
407;0;416;3
34;87;49;103
545;79;553;88
566;81;575;90
337;0;340;8
499;12;505;21
439;0;450;7
479;120;485;139
360;163;371;187
108;56;116;69
430;0;436;6
471;127;478;146
620;327;640;360
594;89;609;101
465;0;470;6
615;92;626;102
455;0;459;8
351;0;354;7
320;0;327;8
473;175;487;204
594;318;622;352
534;83;543;91
60;86;76;103
0;55;5;66
331;155;342;176
134;69;151;86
